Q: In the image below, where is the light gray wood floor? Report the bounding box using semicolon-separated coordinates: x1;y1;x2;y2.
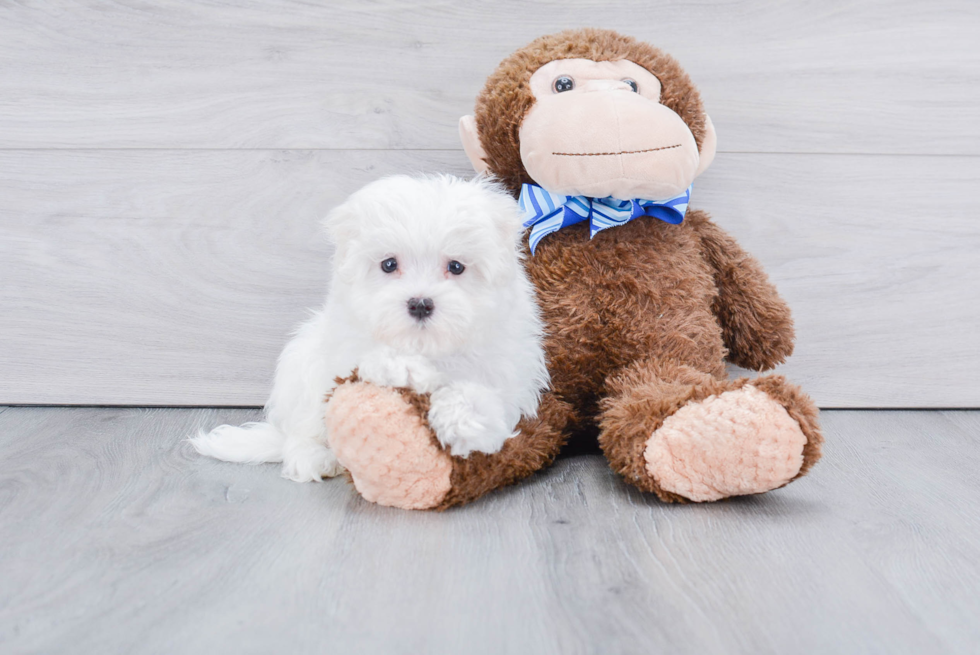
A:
1;407;978;654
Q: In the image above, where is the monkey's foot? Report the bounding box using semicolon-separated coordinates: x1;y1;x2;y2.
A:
644;382;819;502
325;379;451;510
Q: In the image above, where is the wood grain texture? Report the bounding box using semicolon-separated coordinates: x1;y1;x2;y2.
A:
2;150;977;407
0;407;978;653
0;1;977;153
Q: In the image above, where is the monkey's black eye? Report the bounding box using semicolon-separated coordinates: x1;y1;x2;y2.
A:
381;257;398;273
447;260;465;276
622;79;638;92
553;76;575;93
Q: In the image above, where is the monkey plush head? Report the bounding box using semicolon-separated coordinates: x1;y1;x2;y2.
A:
460;28;717;201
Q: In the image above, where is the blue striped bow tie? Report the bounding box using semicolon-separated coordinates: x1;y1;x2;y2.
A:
518;183;692;254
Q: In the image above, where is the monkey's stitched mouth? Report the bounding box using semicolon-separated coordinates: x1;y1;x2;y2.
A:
551;144;683;157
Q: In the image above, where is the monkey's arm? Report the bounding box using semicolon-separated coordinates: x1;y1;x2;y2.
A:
689;212;795;371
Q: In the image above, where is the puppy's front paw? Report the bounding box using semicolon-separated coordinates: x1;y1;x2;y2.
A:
427;383;515;458
358;349;443;394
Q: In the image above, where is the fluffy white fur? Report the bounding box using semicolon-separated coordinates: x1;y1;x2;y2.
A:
191;174;549;481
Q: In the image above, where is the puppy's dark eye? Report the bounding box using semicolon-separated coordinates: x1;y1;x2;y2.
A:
553;76;574;93
381;257;398;273
447;260;465;276
622;79;638;92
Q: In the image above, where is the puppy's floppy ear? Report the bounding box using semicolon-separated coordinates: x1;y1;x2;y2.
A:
322;200;359;247
471;178;523;247
477;181;526;281
322;199;362;279
492;198;524;249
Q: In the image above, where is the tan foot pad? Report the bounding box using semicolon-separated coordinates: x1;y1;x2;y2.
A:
644;385;806;502
326;382;452;510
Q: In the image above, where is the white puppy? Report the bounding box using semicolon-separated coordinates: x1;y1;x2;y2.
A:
191;174;548;482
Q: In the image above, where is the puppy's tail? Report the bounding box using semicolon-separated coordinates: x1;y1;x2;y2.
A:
189;422;285;464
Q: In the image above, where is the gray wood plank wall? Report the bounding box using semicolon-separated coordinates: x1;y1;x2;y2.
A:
2;1;978;407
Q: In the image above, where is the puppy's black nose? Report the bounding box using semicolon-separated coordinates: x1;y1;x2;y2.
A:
407;297;435;320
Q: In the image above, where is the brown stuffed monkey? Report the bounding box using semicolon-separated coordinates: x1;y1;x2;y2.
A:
326;28;823;510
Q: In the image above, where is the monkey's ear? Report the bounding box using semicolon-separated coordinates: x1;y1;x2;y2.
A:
459;115;490;175
695;114;717;178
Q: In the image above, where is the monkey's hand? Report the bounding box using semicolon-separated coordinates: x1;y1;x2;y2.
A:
690;212;796;371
